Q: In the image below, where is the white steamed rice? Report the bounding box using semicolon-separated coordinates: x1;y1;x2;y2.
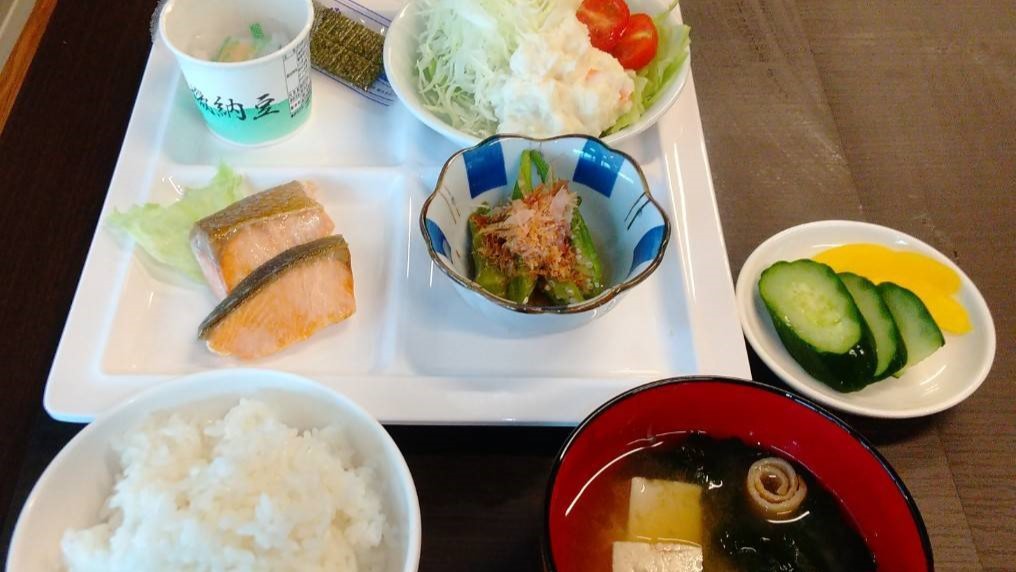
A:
61;400;388;572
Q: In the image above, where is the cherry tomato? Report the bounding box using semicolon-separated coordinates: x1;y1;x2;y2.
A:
611;13;658;70
576;0;630;52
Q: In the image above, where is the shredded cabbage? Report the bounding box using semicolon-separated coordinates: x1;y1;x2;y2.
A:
415;0;554;137
606;4;691;135
107;164;245;281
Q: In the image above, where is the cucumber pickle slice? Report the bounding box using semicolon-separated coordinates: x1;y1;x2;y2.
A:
878;281;945;377
758;260;876;392
839;272;907;380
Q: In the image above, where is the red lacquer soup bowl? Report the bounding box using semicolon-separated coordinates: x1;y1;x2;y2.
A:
543;377;933;571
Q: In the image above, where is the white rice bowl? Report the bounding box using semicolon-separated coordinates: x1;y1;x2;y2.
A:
61;400;389;572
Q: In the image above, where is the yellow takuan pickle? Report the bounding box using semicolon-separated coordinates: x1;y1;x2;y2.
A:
813;243;971;334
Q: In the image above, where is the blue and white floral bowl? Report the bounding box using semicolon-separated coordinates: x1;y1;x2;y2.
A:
420;135;671;329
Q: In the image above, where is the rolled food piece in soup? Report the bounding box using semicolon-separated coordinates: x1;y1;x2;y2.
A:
746;456;808;518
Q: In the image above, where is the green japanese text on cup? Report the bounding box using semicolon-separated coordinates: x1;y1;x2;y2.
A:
159;0;314;146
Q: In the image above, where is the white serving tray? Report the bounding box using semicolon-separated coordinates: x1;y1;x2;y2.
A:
44;2;749;424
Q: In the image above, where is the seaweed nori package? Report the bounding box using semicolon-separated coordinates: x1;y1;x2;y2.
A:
310;0;393;104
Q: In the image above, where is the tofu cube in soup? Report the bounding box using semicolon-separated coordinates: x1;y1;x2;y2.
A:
612;541;703;572
628;477;703;544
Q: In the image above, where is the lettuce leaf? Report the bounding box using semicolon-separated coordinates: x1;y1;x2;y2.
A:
606;3;691;135
641;5;690;108
107;164;245;281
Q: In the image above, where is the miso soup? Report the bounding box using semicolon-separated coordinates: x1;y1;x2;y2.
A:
557;434;876;571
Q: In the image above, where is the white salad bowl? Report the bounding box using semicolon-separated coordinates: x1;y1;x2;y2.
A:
383;0;691;147
735;220;996;419
420;134;671;331
8;369;422;572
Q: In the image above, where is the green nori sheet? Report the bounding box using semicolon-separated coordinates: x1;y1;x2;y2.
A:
310;3;384;89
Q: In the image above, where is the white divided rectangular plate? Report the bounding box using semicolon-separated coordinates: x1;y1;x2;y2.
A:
44;2;749;424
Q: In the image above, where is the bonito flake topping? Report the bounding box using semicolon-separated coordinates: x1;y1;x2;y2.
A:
471;181;588;286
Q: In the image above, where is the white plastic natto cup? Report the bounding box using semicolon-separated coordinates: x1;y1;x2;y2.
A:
158;0;314;146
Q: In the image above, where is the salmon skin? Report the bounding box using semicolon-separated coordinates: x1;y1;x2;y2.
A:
198;235;356;360
191;181;334;299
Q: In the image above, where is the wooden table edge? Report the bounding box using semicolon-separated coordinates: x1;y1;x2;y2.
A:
0;0;58;136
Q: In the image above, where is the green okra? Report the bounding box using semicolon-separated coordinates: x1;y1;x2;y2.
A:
506;269;538;304
512;150;534;199
531;151;550;182
505;149;549;303
543;279;585;305
469;209;508;297
512;150;552;199
571;206;604;297
470;149;603;305
531;150;603;297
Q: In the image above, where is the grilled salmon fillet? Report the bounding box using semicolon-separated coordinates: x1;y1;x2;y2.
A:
191;181;334;298
198;236;356;360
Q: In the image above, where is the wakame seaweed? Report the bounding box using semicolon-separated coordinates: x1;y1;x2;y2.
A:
664;435;876;572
